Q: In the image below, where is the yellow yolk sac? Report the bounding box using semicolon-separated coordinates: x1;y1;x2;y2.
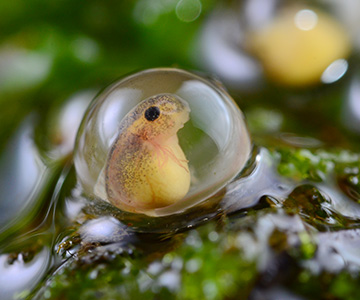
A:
105;94;191;211
74;68;251;217
248;7;351;87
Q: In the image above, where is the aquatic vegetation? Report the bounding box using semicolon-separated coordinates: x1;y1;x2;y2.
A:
34;220;257;300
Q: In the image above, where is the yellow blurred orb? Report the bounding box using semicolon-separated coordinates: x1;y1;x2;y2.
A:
248;7;351;87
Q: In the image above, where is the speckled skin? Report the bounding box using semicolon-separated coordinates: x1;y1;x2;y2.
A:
105;94;191;212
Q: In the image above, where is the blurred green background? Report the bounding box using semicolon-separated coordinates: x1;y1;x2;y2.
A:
0;0;216;152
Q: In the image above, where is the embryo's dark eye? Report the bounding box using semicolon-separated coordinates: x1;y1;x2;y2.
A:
144;106;161;121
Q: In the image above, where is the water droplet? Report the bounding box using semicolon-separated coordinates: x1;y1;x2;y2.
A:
321;59;348;84
294;9;318;31
176;0;201;23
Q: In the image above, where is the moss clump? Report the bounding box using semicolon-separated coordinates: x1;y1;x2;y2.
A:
273;148;360;182
291;270;360;300
34;222;257;300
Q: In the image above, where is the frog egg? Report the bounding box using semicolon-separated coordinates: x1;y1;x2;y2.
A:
198;0;353;88
248;5;351;87
74;68;251;216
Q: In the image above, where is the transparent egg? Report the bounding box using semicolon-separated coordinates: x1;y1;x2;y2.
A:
74;68;251;217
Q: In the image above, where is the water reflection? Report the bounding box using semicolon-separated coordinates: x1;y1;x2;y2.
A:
0;118;49;231
48;90;94;159
0;247;50;300
79;216;134;245
321;59;348;84
323;0;360;50
277;133;323;148
196;9;262;90
243;0;277;30
318;183;360;221
222;148;293;213
308;229;360;273
342;75;360;133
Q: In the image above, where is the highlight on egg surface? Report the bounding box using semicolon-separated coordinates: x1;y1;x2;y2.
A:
74;68;251;216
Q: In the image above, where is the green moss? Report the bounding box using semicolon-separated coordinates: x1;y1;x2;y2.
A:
290;271;360;300
273;148;360;182
35;222;257;300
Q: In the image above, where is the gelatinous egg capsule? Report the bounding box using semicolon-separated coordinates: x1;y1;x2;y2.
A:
74;68;251;217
